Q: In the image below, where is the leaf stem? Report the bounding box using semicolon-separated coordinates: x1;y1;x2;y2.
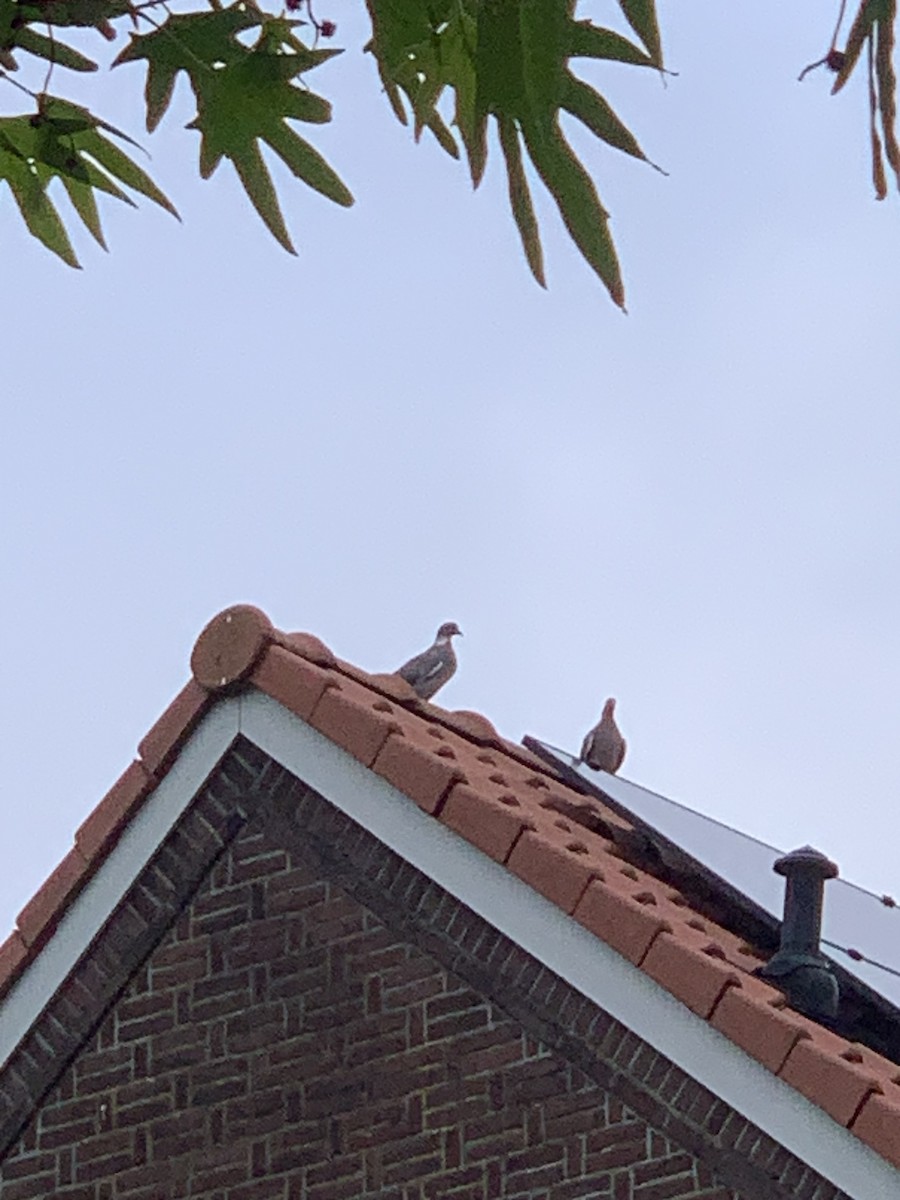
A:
0;69;40;102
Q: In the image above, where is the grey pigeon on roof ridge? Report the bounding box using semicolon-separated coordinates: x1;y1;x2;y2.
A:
396;622;462;700
580;698;627;774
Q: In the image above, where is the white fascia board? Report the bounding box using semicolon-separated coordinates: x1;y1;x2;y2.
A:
240;690;899;1200
1;688;896;1199
0;699;241;1072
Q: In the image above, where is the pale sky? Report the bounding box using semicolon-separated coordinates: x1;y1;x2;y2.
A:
4;1;900;938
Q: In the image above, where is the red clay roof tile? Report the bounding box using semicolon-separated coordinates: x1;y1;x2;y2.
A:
252;644;333;721
75;759;153;864
191;604;274;691
0;931;27;996
440;783;534;864
851;1091;900;1168
365;672;424;706
3;603;899;1177
779;1028;883;1127
16;847;89;949
273;630;338;668
439;709;505;748
652;914;766;978
708;975;808;1073
640;934;742;1019
137;679;210;778
573;878;672;966
507;824;609;914
308;676;402;768
372;731;466;815
495;737;557;774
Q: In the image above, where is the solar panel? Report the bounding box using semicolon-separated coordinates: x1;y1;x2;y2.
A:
528;741;900;1015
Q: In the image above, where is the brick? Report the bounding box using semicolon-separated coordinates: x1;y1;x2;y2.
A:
0;1171;59;1199
0;750;852;1200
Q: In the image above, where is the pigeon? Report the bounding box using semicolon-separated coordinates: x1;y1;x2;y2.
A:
396;622;462;700
580;698;627;774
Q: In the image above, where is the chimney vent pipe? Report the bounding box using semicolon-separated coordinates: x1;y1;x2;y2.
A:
758;845;839;1021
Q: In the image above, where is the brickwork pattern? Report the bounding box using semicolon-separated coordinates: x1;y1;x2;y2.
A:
0;737;268;1157
2;834;736;1200
0;744;848;1200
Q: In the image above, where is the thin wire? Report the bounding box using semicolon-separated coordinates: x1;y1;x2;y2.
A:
822;938;900;981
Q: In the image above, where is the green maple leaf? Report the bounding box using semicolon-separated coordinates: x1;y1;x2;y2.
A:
365;0;472;157
366;0;663;305
0;0;100;70
187;42;353;252
114;5;261;132
19;0;130;27
115;3;351;252
0;96;178;266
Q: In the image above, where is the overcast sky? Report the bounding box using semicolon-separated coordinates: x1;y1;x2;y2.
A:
3;1;900;940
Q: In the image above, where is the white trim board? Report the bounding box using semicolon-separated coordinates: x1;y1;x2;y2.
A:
0;688;895;1199
242;691;898;1200
0;699;241;1072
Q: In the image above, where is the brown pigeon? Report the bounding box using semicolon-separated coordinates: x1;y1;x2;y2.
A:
396;622;462;700
580;698;627;773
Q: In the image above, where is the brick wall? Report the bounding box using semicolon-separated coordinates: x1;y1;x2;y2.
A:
0;745;847;1200
1;819;738;1200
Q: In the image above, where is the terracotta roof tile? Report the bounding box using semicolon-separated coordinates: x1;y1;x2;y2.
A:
652;913;766;977
497;734;555;774
851;1090;900;1168
778;1027;884;1127
252;644;333;721
541;789;634;835
75;760;153;864
0;931;27;996
372;730;466;815
331;657;422;705
3;603;900;1176
137;679;210;778
507;822;610;914
708;975;808;1073
307;675;402;768
273;630;338;668
16;847;89;950
440;783;537;864
365;672;424;707
191;604;273;690
573;878;672;966
439;709;505;748
641;934;742;1019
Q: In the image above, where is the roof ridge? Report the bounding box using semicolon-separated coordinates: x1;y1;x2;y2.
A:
0;606;560;1003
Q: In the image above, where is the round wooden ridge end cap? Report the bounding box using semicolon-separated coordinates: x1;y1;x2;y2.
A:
191;605;274;692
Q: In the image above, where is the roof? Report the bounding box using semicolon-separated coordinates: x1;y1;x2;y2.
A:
530;743;900;1031
1;603;899;1182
